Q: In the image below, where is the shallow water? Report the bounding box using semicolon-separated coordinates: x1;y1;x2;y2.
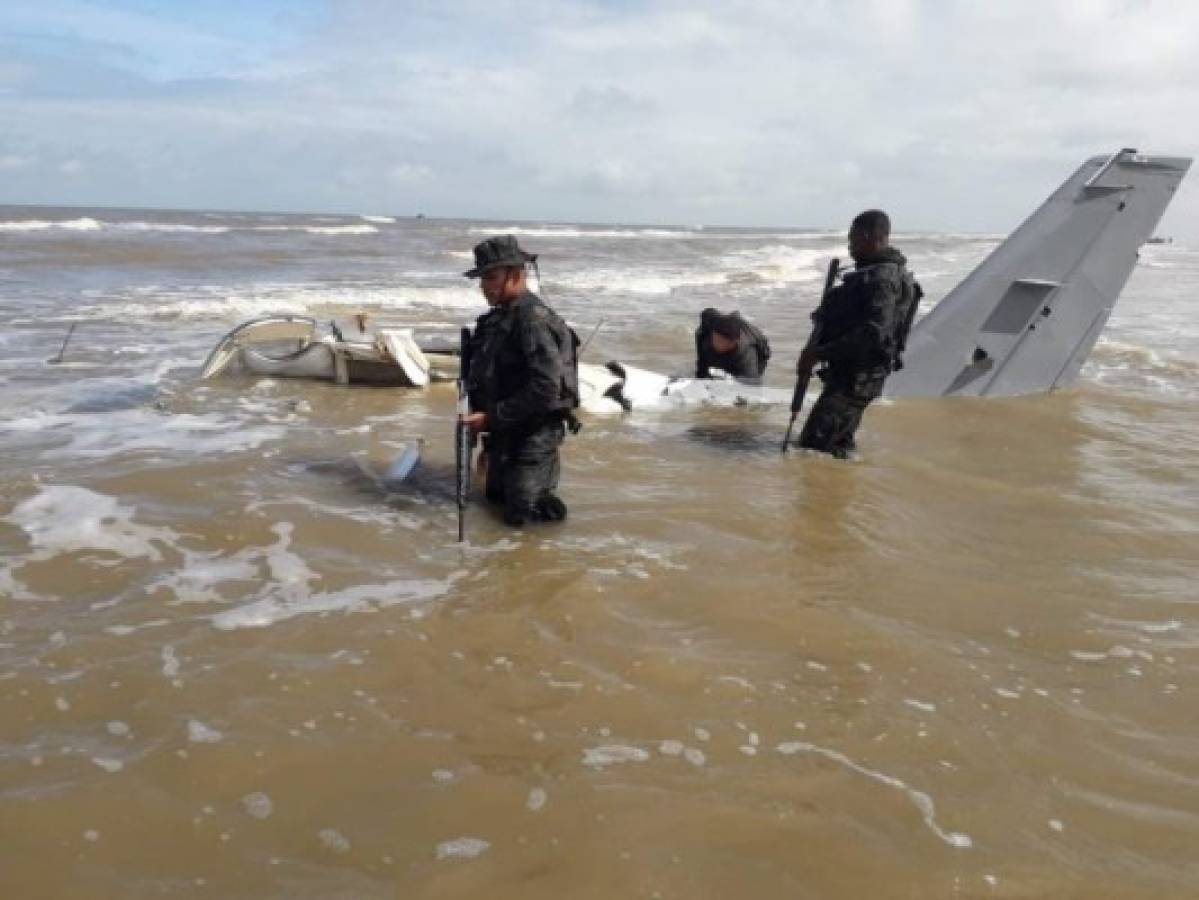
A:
1;207;1197;898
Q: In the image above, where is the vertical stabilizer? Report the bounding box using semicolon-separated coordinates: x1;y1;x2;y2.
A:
887;150;1191;397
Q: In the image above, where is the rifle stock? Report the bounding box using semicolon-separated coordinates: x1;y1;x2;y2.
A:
455;327;473;542
781;257;840;453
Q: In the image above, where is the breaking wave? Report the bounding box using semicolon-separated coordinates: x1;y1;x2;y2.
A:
0;218;378;236
73;282;484;323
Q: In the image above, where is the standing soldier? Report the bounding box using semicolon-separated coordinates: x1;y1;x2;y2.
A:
797;210;920;458
461;235;579;526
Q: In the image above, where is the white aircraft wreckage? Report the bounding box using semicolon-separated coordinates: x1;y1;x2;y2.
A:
201;150;1190;414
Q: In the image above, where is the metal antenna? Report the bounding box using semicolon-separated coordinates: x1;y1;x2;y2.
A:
48;323;77;364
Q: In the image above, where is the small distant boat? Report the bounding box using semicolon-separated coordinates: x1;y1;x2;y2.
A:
199;315;452;386
1146;235;1172;244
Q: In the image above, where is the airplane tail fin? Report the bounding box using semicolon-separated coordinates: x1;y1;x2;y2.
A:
887;149;1191;398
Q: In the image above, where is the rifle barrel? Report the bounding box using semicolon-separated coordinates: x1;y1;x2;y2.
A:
456;326;473;542
782;257;839;453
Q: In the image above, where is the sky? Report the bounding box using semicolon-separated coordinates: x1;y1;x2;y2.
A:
1;0;1198;236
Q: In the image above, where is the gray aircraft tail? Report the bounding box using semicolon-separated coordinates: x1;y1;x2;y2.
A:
887;149;1191;398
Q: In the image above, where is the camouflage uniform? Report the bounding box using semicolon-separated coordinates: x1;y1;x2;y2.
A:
695;314;772;380
799;247;914;458
470;291;578;525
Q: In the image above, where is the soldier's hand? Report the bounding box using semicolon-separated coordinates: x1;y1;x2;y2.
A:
461;411;488;432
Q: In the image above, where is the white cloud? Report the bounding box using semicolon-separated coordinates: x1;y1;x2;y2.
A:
1;0;1197;236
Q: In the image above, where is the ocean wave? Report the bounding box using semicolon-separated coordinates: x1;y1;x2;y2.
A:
119;222;230;234
1;408;286;461
361;215;396;224
74;281;486;322
469;224;843;241
0;218;378;236
470;225;703;240
299;224;379;235
722;244;831;284
1135;245;1199;269
1093;338;1199;377
550;267;730;295
243;224;379;235
0;217;103;232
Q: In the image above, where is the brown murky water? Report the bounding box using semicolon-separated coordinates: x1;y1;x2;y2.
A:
2;208;1197;897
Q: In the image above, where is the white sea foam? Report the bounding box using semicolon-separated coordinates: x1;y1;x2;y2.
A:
319;828;351;853
76;281;483;323
436;837;489;859
2;409;285;461
61;217;103;231
721;244;831;284
0;219;55;232
469;224;840;241
302;224;378;235
582;745;650;768
211;574;456;630
470;225;703;240
187;720;223;743
777;741;972;849
149;549;261;604
105;619;169;636
904;699;937;714
2;217;100;231
526;787;548;812
241;792;274;819
551;266;729;296
361;215;396;224
0;217;219;234
6;485;177;562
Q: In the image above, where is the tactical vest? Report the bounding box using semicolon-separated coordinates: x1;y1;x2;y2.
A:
820;262;921;373
476;293;580;425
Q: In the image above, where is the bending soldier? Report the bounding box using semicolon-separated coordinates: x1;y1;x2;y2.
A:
462;235;579;526
797;210;919;458
695;309;771;381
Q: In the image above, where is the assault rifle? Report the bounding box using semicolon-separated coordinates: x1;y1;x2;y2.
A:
781;257;840;453
455;326;473;542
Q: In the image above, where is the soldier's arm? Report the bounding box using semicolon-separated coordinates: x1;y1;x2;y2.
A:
814;270;901;367
492;314;563;428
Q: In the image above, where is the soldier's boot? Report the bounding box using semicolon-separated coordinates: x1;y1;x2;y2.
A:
535;494;568;522
503;507;532;527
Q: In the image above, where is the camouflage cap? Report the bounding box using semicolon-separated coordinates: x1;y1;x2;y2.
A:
463;235;538;278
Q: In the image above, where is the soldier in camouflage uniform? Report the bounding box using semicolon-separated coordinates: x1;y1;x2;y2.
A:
695;309;771;381
462;235;579;526
797;210;918;458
